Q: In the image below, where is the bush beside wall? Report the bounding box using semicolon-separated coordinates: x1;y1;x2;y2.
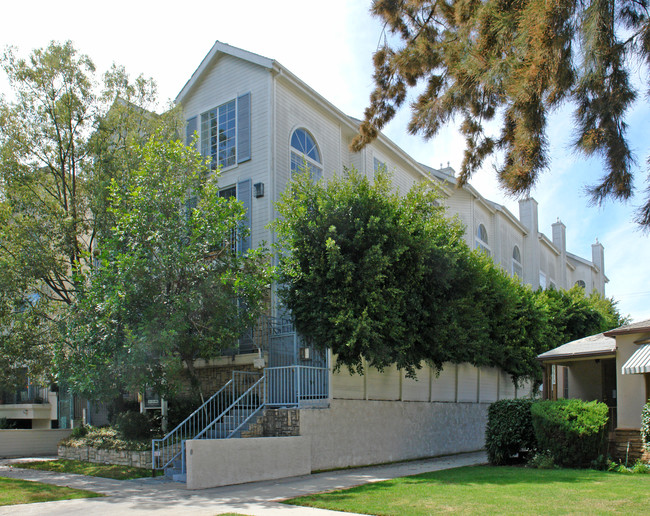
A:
531;399;609;467
485;398;537;465
642;402;650;452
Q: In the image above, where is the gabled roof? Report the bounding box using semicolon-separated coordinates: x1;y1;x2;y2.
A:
538;333;616;362
176;41;274;103
604;319;650;337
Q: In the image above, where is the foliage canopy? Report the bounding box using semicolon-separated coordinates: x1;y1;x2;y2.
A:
275;169;626;383
62;134;272;399
353;0;650;227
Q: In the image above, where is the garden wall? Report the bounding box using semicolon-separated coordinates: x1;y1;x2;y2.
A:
58;445;151;469
300;399;488;471
0;429;72;458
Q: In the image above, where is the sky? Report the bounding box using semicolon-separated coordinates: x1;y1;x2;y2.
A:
2;0;649;322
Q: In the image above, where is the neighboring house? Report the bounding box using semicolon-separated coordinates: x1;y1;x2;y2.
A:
0;381;58;429
144;41;613;488
538;319;650;462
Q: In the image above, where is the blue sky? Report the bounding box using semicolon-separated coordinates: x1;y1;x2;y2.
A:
2;0;649;322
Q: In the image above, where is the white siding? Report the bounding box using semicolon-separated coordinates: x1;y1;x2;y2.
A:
181;54;272;250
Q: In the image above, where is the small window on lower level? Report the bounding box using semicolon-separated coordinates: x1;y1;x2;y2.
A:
575;280;586;289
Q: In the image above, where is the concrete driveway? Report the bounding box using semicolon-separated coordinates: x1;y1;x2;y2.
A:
0;451;486;515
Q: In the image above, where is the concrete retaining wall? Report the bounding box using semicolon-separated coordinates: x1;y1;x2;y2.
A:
58;445;151;468
0;429;72;458
300;399;488;471
186;436;311;490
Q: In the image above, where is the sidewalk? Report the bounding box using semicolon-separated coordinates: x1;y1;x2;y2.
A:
0;451;487;515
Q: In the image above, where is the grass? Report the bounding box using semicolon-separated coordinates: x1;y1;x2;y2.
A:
13;459;160;480
284;465;650;515
0;476;103;506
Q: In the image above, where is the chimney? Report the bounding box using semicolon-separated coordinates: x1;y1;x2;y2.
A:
592;238;604;272
518;198;539;234
552;218;567;288
552;218;566;254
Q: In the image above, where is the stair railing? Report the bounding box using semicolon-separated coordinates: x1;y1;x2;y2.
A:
194;375;266;441
151;378;236;471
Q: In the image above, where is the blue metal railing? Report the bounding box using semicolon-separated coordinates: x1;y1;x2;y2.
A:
152;365;329;475
151;371;260;471
266;366;329;407
194;375;266;441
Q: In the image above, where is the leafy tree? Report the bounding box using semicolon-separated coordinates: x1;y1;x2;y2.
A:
0;41;181;388
274;168;472;376
353;0;650;227
274;168;626;384
535;285;628;351
62;134;272;400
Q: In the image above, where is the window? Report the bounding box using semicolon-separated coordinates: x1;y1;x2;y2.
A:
290;128;322;181
219;186;237;254
373;157;386;177
539;271;547;290
199;93;251;170
575;280;586;289
512;246;523;277
217;181;252;255
475;224;490;256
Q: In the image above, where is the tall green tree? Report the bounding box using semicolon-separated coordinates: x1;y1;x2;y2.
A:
274;168;626;384
353;0;650;227
0;41;182;388
63;134;272;400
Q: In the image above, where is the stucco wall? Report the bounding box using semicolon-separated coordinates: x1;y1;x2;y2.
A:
617;334;648;428
300;399;488;471
567;360;602;401
186;436;311;490
0;429;71;458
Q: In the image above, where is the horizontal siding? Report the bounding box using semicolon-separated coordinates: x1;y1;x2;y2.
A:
330;362;520;403
181;55;271;249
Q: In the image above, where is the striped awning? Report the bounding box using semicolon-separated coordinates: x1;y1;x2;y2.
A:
621;344;650;375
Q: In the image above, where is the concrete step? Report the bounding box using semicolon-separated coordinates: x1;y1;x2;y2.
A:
172;472;186;483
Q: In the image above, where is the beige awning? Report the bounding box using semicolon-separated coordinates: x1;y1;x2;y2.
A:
621;344;650;375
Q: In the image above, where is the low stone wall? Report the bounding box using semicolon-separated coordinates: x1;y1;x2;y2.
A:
58;445;151;469
241;408;300;438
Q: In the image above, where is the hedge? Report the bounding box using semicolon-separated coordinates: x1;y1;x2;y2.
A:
531;399;609;467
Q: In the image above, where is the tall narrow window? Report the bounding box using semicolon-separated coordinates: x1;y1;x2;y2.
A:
200;93;251;170
290;128;322;181
219;186;237;254
201;100;236;169
476;224;490;256
512;246;523;277
539;271;547;290
373;157;386;177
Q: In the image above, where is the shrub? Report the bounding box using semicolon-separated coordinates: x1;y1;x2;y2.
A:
114;411;152;440
485;398;537;465
531;399;609;467
60;426;150;451
641;401;650;452
527;451;555;469
70;424;89;438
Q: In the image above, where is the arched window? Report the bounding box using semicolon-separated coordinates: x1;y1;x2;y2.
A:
575;280;586;289
290;128;322;181
512;246;523;277
476;224;490;256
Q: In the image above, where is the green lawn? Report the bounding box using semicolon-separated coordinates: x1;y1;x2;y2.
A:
0;476;103;506
13;459;159;480
284;466;650;515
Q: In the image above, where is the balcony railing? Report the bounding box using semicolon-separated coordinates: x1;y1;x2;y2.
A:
0;385;49;405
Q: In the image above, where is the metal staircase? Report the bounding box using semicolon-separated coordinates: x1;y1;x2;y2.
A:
151;365;329;482
151;371;263;481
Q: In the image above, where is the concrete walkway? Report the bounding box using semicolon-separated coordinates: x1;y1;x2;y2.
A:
0;451;486;515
